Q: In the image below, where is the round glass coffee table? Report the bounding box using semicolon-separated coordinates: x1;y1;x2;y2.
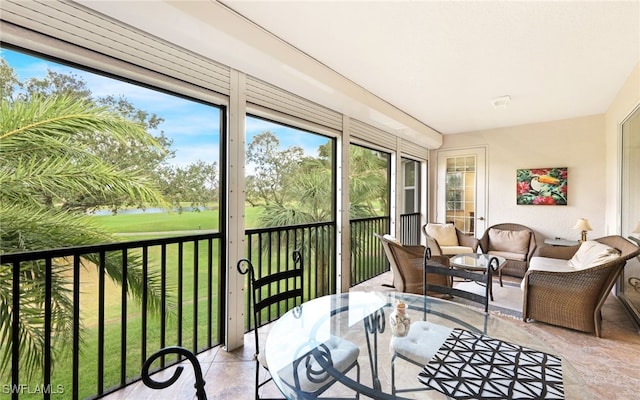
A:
449;253;506;300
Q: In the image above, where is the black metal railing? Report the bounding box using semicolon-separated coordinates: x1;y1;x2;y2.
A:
400;212;421;245
1;233;224;400
350;216;390;287
3;215;417;398
242;221;335;330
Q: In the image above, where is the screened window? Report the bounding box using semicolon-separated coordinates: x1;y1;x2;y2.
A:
349;144;391;218
245;115;334;228
402;158;420;214
1;47;223;242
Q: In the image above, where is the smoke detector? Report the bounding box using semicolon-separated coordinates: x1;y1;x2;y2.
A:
492;95;511;109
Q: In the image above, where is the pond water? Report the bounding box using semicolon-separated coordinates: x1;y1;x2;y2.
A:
88;206;208;215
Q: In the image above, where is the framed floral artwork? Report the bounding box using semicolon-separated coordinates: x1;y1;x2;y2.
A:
516;167;567;205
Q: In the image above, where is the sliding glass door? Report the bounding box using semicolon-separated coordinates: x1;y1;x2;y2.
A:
618;105;640;327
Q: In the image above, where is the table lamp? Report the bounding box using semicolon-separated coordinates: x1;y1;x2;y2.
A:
573;218;592;242
633;221;640;236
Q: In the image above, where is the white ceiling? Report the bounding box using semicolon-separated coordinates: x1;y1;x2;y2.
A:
218;0;640;134
78;0;639;139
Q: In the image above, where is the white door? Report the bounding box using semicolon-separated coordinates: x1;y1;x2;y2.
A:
436;147;487;237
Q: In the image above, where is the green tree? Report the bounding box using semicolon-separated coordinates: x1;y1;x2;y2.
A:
15;68;176;213
348;144;389;217
9;63;219;212
246;131;304;206
158;161;219;211
0;93;169;379
249;136;389;295
0;58;19;99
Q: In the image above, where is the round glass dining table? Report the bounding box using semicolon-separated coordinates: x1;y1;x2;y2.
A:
265;291;589;399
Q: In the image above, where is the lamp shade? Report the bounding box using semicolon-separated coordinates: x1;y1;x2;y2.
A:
633;221;640;234
573;218;592;232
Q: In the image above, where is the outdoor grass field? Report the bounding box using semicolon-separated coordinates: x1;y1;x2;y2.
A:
13;205;346;398
15;206;265;399
92;205;263;233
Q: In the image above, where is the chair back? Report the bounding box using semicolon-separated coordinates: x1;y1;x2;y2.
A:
375;233;408;292
596;235;640;261
591;236;640;297
479;223;537;258
237;250;304;354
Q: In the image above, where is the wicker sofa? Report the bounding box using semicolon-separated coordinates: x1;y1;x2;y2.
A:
522;235;640;337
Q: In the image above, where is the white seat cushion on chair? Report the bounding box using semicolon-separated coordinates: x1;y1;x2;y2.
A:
425;223;459;247
389;321;453;366
521;257;574;290
277;336;360;393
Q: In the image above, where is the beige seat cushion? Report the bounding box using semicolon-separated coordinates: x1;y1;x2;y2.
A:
440;245;475;255
488;228;531;255
425;223;458;247
568;240;620;270
487;250;527;261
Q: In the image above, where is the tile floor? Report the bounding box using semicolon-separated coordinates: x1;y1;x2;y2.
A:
104;271;640;399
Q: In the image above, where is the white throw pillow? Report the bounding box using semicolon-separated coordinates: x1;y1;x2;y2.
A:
425;223;458;247
568;241;620;270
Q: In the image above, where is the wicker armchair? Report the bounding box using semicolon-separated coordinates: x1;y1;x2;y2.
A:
423;223;479;256
375;233;451;296
522;235;640;337
479;223;537;278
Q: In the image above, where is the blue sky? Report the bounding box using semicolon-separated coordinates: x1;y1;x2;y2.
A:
1;47;329;169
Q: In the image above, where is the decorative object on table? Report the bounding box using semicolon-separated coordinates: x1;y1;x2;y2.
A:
573;218;592;242
418;328;565;399
516;167;567;205
389;301;411;337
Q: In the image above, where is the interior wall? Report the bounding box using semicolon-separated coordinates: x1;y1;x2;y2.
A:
604;62;640;236
431;114;606;243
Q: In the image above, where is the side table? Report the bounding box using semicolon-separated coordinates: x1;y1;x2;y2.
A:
544;238;580;247
449;253;506;301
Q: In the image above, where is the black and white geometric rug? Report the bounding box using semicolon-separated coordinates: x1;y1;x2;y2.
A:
418;328;564;399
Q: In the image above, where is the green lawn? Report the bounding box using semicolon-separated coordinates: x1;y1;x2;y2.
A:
92;205;262;234
14;205;309;399
15;207;241;399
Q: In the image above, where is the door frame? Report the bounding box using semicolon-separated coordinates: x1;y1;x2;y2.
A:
435;146;488;237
